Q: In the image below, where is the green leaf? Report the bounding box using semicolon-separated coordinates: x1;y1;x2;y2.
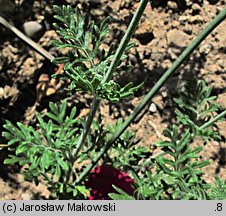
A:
100;16;110;31
52;57;70;64
8;138;20;146
125;42;136;51
41;151;52;170
15;142;29;155
59;100;67;121
84;31;91;51
17;122;30;138
30;156;40;170
53;5;62;14
46;112;59;123
75;186;90;198
177;129;191;152
76;8;84;39
59;183;64;193
192;160;210;169
73;188;78;197
2;131;13;140
36;112;46;128
108;185;135;200
161;158;175;168
57;157;69;171
54;15;65;23
56;165;62;180
155;141;174;149
172;125;178;143
4;156;20;164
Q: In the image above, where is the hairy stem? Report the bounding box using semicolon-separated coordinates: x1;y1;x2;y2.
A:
76;7;226;184
73;0;150;158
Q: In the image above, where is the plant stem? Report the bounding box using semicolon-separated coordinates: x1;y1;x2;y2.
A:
200;109;226;130
103;0;150;83
76;7;226;184
73;0;150;158
0;16;54;61
72;97;100;157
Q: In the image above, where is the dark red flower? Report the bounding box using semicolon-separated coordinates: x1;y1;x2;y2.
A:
85;164;135;200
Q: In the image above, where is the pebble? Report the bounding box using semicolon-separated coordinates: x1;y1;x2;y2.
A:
22;21;44;40
129;54;137;65
161;91;168;98
149;103;157;113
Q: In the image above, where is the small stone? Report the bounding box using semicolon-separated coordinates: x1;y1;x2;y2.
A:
129;54;137;65
22;21;44;40
161;91;168;98
149;103;157;113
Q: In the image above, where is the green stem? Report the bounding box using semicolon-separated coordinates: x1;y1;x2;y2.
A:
103;0;150;83
72;97;100;157
76;7;226;184
73;0;150;158
72;42;101;158
200;109;226;130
